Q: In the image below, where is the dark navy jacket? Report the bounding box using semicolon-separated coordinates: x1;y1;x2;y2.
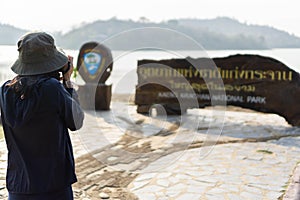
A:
0;77;84;194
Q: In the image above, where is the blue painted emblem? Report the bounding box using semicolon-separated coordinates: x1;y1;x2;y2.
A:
83;52;102;75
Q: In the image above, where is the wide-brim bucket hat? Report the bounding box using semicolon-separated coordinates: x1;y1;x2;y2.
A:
11;32;68;75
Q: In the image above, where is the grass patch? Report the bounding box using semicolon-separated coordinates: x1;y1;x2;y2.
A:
256;149;273;154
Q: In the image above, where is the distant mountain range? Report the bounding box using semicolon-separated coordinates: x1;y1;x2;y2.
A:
0;24;27;45
2;17;300;50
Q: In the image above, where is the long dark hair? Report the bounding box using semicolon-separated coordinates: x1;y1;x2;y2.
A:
6;70;61;99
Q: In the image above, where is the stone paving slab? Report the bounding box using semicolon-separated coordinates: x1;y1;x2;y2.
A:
0;140;7;199
283;163;300;199
0;102;299;199
128;137;300;199
73;110;125;157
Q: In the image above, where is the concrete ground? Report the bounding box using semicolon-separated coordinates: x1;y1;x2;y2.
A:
0;102;299;199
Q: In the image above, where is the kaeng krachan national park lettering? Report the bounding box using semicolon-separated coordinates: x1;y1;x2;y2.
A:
138;67;293;81
138;67;293;93
165;81;256;92
134;54;300;126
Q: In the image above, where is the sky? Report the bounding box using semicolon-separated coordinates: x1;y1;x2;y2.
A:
1;0;300;36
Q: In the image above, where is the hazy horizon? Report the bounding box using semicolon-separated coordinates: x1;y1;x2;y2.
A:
2;16;299;38
0;0;300;37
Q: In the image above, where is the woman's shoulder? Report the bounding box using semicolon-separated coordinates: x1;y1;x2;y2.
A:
1;80;12;88
0;81;12;94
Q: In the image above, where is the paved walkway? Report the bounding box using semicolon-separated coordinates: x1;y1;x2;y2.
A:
0;102;299;199
128;139;300;199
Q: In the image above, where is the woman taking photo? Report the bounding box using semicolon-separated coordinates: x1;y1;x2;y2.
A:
0;32;84;200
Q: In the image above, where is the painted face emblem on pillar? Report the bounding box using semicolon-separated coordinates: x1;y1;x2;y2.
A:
83;52;102;75
77;42;113;84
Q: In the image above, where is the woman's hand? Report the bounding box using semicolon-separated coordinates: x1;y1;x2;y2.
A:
62;56;74;81
62;56;74;88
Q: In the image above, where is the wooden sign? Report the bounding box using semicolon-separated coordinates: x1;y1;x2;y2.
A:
135;54;300;126
76;42;113;84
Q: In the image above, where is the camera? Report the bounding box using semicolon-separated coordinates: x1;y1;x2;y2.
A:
61;61;71;75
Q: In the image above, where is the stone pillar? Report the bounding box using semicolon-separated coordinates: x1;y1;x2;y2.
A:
76;42;113;110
